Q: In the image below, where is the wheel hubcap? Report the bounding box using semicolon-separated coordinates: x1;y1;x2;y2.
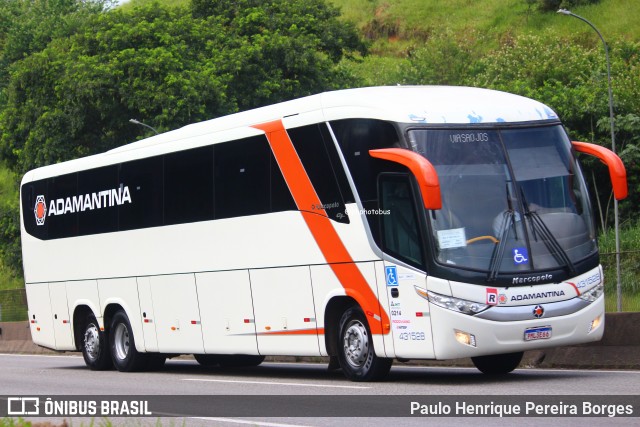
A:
343;320;369;368
114;323;130;361
84;323;100;361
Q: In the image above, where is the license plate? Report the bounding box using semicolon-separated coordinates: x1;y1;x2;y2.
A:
524;326;552;341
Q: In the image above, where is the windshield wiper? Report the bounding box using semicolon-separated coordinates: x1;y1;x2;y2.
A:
487;184;517;282
520;188;577;275
487;210;513;282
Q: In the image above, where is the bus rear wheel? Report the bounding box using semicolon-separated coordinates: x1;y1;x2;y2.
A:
81;313;112;371
109;310;164;372
471;351;523;375
337;306;392;382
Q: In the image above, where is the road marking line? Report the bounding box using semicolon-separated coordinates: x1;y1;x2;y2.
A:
182;378;369;389
190;417;312;427
0;353;83;359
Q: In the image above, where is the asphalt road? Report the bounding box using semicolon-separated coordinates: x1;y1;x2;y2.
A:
1;354;639;426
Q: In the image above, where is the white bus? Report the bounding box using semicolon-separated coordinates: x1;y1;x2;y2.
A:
20;86;627;381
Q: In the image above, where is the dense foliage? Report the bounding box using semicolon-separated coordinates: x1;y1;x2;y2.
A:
470;35;639;225
0;0;365;173
0;0;365;275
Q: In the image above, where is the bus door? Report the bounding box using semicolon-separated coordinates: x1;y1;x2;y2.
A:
377;173;435;359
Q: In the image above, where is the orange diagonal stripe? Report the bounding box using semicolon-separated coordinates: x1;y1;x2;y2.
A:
253;120;389;335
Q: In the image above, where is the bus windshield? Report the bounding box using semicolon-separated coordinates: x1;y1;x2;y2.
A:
408;125;596;276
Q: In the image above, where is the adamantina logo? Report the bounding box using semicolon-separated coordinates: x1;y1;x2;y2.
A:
33;186;132;227
34;195;47;226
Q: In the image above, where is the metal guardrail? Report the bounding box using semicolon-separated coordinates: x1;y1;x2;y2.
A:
0;288;28;322
600;251;640;313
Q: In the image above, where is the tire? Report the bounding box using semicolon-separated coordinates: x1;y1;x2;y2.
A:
109;310;148;372
81;313;112;371
337;306;392;382
471;351;524;375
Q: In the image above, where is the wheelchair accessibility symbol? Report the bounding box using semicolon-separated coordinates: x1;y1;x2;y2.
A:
512;248;529;265
385;266;398;286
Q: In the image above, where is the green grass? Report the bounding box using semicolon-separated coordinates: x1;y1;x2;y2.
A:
329;0;640;55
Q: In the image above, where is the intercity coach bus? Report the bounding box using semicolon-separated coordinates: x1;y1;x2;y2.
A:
20;86;627;381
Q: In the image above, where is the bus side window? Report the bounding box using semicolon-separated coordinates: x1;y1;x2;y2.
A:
119;156;164;231
47;173;78;239
288;124;351;223
379;174;425;269
214;135;284;219
78;165;118;235
164;145;214;225
329;119;405;243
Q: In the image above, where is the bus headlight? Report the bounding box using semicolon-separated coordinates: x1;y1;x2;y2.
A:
415;286;489;315
579;283;604;303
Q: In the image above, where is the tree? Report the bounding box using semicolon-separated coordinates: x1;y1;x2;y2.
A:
191;0;366;109
0;0;366;275
595;114;640;225
0;0;110;95
471;34;640;228
1;0;366;173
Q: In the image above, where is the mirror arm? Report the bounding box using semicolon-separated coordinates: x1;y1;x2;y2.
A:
572;141;628;200
369;148;442;210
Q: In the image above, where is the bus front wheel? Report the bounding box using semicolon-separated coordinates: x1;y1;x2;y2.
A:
471;351;523;375
337;306;392;382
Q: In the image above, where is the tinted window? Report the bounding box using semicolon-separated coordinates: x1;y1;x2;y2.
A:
270;153;297;213
164;146;214;225
379;174;425;269
119;156;163;231
77;165;119;235
288;124;351;223
214;136;271;219
330;119;403;202
330;119;405;242
319;124;354;204
47;173;78;239
23;135;298;240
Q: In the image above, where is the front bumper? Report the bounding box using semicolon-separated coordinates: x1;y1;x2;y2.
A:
430;295;605;359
